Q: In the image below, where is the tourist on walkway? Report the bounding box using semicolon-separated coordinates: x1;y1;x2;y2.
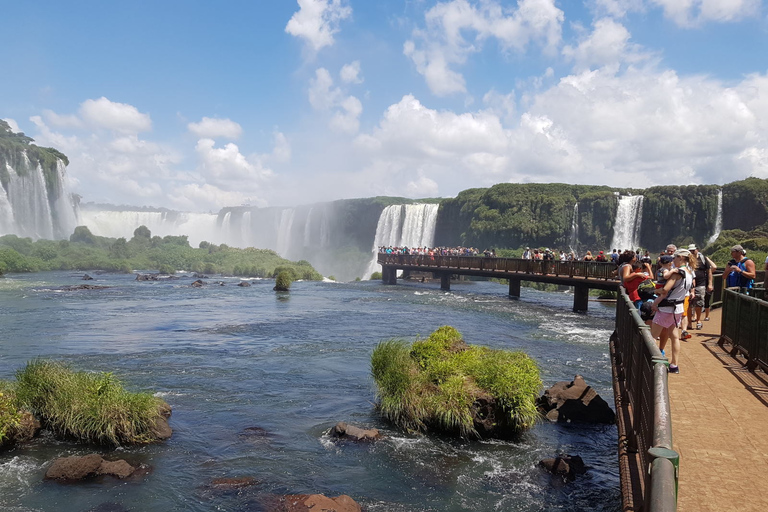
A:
688;244;713;329
724;244;755;290
764;253;768;290
651;248;696;374
583;251;594;261
522;247;531;260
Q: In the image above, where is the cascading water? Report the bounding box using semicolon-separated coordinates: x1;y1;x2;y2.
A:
275;209;295;257
569;203;579;254
0;154;79;240
707;189;723;245
610;195;644;251
364;204;439;279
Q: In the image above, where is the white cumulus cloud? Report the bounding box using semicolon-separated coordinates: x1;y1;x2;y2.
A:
187;117;243;139
79;97;152;134
649;0;762;26
308;67;362;133
285;0;352;52
562;18;650;71
340;61;363;84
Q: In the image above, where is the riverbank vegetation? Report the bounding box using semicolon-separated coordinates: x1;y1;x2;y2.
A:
0;225;322;279
10;359;167;446
371;326;541;438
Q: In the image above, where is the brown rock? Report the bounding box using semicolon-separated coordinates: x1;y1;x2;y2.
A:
45;454;104;480
97;459;136;479
539;454;587;481
281;494;362;512
536;375;615;424
14;411;41;443
151;401;173;441
330;422;381;442
210;476;259;489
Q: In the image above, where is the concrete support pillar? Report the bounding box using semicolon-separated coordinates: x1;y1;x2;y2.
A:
573;285;590;312
508;277;521;299
382;266;397;285
440;273;451;291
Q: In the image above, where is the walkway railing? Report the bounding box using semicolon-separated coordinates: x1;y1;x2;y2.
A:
719;287;768;374
611;287;678;512
378;254;618;280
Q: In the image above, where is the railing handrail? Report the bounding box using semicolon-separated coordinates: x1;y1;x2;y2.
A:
613;287;678;511
719;287;768;374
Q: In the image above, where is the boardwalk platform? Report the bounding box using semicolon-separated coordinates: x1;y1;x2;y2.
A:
670;308;768;512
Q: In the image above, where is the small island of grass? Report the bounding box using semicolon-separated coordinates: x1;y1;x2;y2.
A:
2;360;171;448
371;326;541;439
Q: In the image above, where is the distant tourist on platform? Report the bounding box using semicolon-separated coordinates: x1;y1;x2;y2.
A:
764;253;768;290
687;244;714;329
724;244;755;290
583;251;594;261
522;247;531;260
611;249;619;263
596;251;607;262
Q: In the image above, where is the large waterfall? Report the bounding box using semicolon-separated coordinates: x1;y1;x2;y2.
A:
707;189;723;245
364;204;439;279
610;195;644;251
0;155;79;240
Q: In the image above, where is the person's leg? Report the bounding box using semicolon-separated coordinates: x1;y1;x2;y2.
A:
652;322;668;353
668;324;681;371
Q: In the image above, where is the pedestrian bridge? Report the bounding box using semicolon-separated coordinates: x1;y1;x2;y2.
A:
377;253;619;311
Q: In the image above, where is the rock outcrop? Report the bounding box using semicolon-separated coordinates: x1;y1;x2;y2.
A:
270;494;362;512
330;422;381;442
45;454;138;480
539;454;587;481
536;375;615;424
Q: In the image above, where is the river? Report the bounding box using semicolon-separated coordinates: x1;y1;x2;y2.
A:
0;272;620;511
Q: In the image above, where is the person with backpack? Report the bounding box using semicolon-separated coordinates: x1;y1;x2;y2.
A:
724;244;755;290
651;248;697;374
625;262;651;308
687;244;713;329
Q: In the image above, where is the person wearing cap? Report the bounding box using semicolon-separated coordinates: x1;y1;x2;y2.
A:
687;244;714;329
724;244;755;290
651;249;697;374
522;247;531;260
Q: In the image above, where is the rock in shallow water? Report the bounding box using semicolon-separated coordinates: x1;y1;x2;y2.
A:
536;375;615;424
45;454;138;481
330;422;381;442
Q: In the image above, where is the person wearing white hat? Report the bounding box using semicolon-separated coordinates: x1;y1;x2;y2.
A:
687;244;713;329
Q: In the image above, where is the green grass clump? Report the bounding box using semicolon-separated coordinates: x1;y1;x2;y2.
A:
274;271;293;291
0;381;22;444
15;360;165;446
371;326;541;438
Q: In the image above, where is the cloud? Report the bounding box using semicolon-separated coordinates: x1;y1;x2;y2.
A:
340;61;363;84
404;0;564;96
187;117;243;139
562;18;650;71
586;0;644;18
285;0;352;52
308;67;362;133
649;0;762;26
79;97;152;134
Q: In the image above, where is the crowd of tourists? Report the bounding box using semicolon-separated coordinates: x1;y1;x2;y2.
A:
377;246;491;257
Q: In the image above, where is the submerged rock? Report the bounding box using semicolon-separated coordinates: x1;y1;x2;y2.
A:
191;280;205;287
60;284;111;291
82;274;94;280
237;281;251;287
330;422;381;442
210;476;259;490
539;454;587;481
536;375;615;424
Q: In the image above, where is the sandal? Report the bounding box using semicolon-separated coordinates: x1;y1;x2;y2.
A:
696;322;703;330
681;331;691;340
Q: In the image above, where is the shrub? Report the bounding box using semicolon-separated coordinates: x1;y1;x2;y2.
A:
274;271;292;291
15;360;166;446
371;326;541;439
370;271;383;280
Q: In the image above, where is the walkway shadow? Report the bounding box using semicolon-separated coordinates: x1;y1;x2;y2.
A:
698;334;768;408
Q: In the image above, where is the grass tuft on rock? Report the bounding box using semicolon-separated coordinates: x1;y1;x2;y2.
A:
0;381;22;445
15;360;166;446
273;271;292;291
371;326;541;438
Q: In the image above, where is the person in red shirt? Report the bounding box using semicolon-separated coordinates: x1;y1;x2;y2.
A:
625;261;650;308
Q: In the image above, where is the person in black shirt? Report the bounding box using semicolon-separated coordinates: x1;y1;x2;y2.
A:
687;244;712;329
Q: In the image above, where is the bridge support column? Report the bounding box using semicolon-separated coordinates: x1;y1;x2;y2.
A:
508;277;521;299
440;273;451;291
382;266;397;285
573;285;589;312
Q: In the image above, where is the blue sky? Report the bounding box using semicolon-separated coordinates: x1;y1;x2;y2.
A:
2;0;767;211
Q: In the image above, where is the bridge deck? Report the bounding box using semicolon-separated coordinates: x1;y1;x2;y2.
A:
669;308;768;512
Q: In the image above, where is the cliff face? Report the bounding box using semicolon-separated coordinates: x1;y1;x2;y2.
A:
435;179;768;253
0;120;78;240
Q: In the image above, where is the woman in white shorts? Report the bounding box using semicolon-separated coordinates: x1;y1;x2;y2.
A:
651;249;696;374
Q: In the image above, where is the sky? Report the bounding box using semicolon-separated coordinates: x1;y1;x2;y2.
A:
2;0;768;212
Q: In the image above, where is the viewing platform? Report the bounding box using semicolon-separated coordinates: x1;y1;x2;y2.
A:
377;254;619;311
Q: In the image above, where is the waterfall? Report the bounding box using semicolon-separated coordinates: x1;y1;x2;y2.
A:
275;209;295;257
0;152;79;240
707;189;723;245
364;204;439;279
610;195;644;251
569;203;579;254
80;210;221;247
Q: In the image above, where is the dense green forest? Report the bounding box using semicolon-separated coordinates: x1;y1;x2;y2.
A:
0;225;322;280
435;178;768;262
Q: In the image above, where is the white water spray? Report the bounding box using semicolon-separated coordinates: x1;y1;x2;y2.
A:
610;195;644;251
364;204;439;279
569;203;579;254
707;189;723;245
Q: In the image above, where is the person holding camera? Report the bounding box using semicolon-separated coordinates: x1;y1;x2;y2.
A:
724;244;755;290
